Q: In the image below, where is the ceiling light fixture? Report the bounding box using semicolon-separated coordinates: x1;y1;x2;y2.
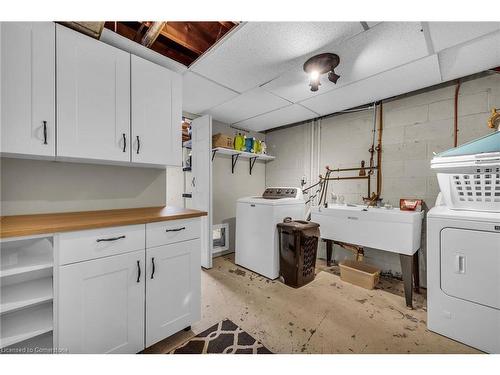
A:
303;53;340;92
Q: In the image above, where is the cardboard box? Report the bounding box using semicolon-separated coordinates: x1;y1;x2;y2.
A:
339;260;380;290
212;133;234;149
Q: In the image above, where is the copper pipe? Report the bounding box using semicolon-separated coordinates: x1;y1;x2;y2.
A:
333;241;364;261
454;80;461;147
327;166;377;173
322;176;370;181
368;103;377;198
487;108;500;129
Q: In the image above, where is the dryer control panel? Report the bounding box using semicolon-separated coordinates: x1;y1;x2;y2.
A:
262;187;302;199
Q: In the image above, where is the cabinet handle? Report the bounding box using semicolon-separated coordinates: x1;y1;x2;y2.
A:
151;257;155;279
136;136;140;154
122;133;126;152
165;227;186;232
137;260;141;283
43;121;48;145
96;235;126;242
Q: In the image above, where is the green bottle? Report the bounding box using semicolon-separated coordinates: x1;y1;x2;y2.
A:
234;133;245;151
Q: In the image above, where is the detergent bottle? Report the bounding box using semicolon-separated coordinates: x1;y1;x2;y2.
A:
234;133;245;151
254;139;262;154
245;137;255;153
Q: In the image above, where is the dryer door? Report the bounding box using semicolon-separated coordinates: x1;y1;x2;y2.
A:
441;228;500;310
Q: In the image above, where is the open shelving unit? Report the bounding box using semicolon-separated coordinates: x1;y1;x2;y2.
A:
0;302;53;349
211;147;275;174
1;277;53;314
0;236;54;352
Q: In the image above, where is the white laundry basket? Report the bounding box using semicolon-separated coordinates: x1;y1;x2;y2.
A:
431;132;500;212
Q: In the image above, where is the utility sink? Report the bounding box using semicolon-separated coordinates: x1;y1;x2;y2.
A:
311;204;424;255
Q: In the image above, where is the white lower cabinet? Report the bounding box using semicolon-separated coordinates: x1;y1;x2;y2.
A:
57;249;145;354
56;219;201;353
145;239;201;347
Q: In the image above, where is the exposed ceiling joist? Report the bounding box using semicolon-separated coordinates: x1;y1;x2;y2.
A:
145;22;209;55
141;21;165;48
104;21;238;66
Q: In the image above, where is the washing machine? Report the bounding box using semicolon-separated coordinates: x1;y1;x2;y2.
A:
235;187;305;279
427;130;500;353
427;205;500;353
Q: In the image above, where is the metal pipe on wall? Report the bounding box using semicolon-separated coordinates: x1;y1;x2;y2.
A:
376;102;383;198
309;119;315;203
317;118;322;204
454;80;461;147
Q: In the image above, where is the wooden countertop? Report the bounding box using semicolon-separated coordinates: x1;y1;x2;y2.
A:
0;206;207;239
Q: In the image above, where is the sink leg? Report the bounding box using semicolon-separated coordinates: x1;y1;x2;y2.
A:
326;240;333;267
413;251;420;293
399;254;413;308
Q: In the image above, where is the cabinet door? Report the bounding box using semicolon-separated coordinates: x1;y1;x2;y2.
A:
56;24;130;162
58;250;145;353
145;239;201;347
1;22;55;158
131;55;172;166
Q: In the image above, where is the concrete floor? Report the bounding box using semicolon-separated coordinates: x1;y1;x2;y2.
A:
144;254;480;354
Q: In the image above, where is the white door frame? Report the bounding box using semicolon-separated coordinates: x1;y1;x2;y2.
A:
191;115;213;268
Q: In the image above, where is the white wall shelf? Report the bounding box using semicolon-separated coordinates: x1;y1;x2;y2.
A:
211;147;275;175
1;277;53;314
0;302;53;349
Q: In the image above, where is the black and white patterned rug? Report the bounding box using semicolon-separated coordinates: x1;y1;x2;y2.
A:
170;319;272;354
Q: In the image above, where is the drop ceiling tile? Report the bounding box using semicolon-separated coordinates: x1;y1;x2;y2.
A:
263;22;429;103
182;72;238;115
300;55;442;116
191;22;364;92
428;22;500;52
235;104;318;132
207;88;290;124
439;30;500;81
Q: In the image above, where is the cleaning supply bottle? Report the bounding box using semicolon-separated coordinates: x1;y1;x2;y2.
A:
245;137;255;153
261;141;267;155
254;139;262;154
234;133;244;151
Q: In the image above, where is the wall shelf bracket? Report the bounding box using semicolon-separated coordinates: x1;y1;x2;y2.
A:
212;150;217;161
249;157;257;175
231;154;240;174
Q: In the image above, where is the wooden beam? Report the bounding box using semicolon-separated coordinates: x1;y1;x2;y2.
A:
141;21;165;48
218;21;236;30
143;22;208;55
108;22;198;65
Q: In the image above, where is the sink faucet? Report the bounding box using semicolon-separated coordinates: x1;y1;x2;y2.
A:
364;193;379;209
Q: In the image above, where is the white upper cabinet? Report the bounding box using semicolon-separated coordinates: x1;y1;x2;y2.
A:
131;55;182;166
56;24;131;163
1;22;55;158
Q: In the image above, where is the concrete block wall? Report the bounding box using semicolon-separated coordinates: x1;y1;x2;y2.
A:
265;72;500;285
